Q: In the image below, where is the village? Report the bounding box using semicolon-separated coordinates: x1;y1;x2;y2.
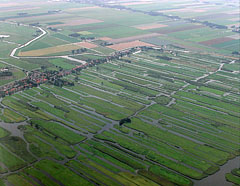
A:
0;46;152;97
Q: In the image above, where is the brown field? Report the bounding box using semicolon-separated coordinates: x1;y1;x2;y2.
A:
50;18;103;28
109;33;161;44
18;42;97;57
134;23;168;30
74;42;98;49
191;9;207;13
199;37;234;45
99;37;113;41
153;24;205;34
0;3;19;7
107;40;155;51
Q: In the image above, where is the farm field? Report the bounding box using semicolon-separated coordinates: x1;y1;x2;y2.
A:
0;63;26;86
0;0;239;186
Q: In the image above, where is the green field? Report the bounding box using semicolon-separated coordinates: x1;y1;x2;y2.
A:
0;0;239;185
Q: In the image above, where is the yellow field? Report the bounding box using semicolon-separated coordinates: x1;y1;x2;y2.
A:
77;31;92;35
18;42;92;57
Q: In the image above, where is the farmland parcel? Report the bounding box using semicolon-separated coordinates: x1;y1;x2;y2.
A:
0;0;239;186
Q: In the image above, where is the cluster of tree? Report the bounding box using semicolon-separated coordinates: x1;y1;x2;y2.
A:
156;56;172;61
202;21;227;29
153;95;171;105
68;33;95;40
29;23;40;26
81;36;95;40
54;105;70;113
45;70;59;79
232;51;240;55
81;48;139;67
232;27;240;33
100;42;113;46
69;33;81;37
80;46;154;68
29;121;43;131
119;118;131;126
52;79;74;87
140;46;164;52
121;59;131;63
48;27;58;32
72;48;87;55
187;19;228;29
27;104;39;111
55;66;63;71
17;99;39;111
17;13;28;16
149;11;180;19
0;91;5;97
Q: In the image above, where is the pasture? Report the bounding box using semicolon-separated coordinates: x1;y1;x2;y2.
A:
0;0;239;186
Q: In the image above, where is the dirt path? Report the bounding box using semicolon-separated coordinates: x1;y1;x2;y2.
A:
194;62;225;82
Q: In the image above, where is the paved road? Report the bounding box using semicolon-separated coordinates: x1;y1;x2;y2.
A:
10;26;47;59
61;56;87;65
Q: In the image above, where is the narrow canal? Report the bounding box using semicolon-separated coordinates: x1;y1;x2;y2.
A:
195;156;240;186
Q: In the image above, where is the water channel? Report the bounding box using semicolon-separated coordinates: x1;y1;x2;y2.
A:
195;156;240;186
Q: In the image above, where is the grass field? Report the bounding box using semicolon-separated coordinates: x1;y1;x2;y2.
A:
0;0;239;185
0;65;26;86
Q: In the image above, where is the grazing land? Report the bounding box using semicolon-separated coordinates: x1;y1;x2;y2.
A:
0;0;239;186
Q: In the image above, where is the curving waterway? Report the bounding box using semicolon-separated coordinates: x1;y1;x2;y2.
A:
195;156;240;186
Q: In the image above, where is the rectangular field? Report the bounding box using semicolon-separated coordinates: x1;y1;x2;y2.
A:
108;33;161;44
199;37;235;45
133;23;168;30
107;40;155;51
18;42;98;56
50;18;104;28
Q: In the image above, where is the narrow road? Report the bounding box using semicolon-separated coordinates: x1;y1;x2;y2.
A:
61;56;87;65
10;26;47;59
0;59;24;70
